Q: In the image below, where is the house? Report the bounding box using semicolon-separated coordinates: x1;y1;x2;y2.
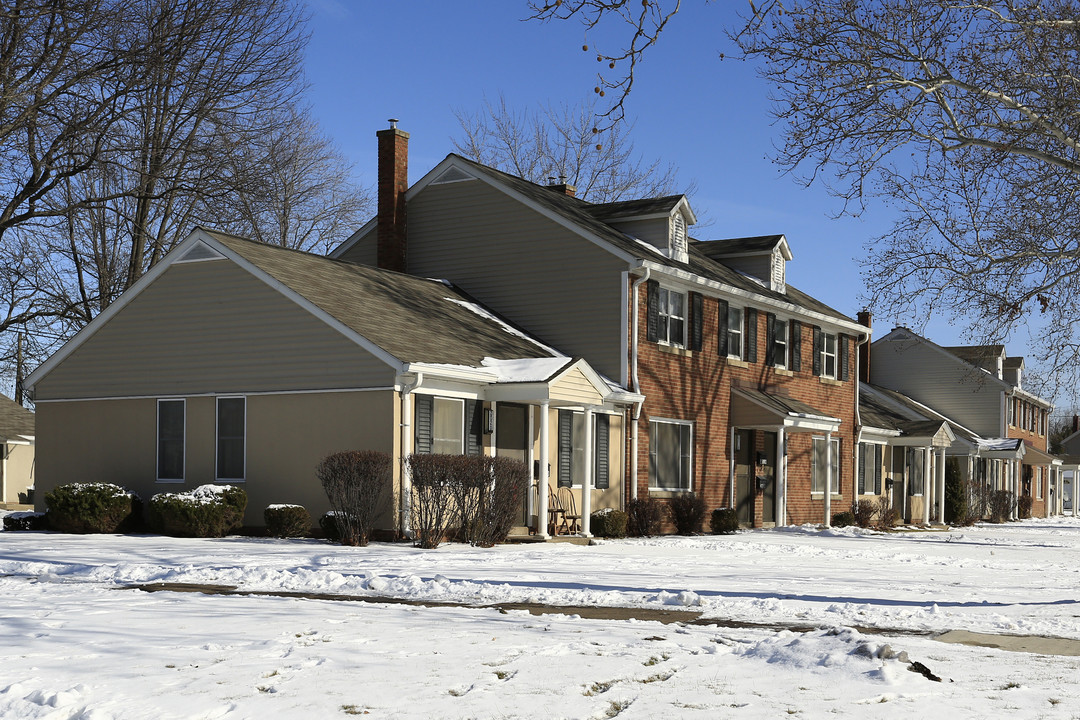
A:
25;123;871;535
332;125;870;530
1057;417;1080;516
0;393;34;508
868;328;1061;520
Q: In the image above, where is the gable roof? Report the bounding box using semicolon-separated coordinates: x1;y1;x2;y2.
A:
859;383;956;441
0;394;33;440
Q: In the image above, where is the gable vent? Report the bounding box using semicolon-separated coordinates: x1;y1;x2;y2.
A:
670;213;688;263
176;241;225;263
431;166;476;185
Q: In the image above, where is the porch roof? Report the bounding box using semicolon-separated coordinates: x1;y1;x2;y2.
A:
730;387;841;433
1022;444;1061;466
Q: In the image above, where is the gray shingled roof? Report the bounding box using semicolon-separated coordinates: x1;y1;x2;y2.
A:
862;383;977;443
449;155;857;327
944;345;1005;366
0;394;33;440
205;231;558;367
583;196;685;221
734;386;838;421
693;235;785;258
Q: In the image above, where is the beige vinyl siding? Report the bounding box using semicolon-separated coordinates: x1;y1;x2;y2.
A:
391;181;627;380
2;442;34;504
550;367;605;405
870;338;1005;438
35;259;395;400
338;225;377;266
35;391;397;528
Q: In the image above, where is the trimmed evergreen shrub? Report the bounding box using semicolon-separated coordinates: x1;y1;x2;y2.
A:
944;458;976;526
591;508;628;538
851;499;878;528
319;511;342;542
709;507;739;534
626;497;662;537
264;504;311;538
831;511;855;528
45;482;141;533
317;450;392;546
668;493;707;535
149;484;247;537
3;511;46;531
1017;495;1033;519
989;489;1014;523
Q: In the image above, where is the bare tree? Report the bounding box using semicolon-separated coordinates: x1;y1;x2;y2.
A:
453;95;685;202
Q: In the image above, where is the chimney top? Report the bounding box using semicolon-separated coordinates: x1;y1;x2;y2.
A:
546;182;577;198
388;118;398;129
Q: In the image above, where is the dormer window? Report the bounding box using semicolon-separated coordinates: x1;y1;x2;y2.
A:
670;213;688;263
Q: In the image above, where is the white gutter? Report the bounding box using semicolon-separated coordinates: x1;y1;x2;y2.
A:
398;371;423;538
629;267;651;501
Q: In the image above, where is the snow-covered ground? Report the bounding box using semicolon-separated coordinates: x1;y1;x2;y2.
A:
1;517;1079;718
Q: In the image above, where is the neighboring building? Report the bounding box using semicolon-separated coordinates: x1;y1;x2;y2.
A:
869;328;1060;520
0;393;35;508
332;125;870;530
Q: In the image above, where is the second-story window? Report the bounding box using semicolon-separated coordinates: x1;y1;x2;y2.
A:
821;332;837;378
767;315;788;369
727;305;743;358
657;287;686;347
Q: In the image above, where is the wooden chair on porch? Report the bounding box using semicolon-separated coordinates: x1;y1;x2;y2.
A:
558;486;582;535
548;487;567;536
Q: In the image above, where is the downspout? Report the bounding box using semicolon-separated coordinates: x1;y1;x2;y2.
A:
399;371;423;538
629;267;651;502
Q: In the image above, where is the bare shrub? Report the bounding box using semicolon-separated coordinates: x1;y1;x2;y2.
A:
407;454;458;549
1017;494;1033;520
876;497;900;529
626;497;662;537
989;490;1014;523
317;450;392;547
472;456;530;547
851;499;878;528
668;493;706;535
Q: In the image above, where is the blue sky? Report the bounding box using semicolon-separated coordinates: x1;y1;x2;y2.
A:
300;1;996;351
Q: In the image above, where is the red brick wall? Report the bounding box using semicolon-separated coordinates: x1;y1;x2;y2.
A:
626;279;859;527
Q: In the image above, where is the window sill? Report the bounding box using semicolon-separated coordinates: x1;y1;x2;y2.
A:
156;478;185;484
657;343;692;357
773;368;794;377
215;479;246;484
819;377;843;386
726;357;749;368
810;492;844;498
649;489;693;497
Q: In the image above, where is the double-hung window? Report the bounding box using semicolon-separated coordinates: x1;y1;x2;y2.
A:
772;318;789;368
811;436;840;494
157;399;185;482
857;442;882;495
557;411;611;489
821;332;837;378
727;305;743;359
216;397;246;481
657;287;686;347
649;419;692;491
907;448;925;496
432;397;465;455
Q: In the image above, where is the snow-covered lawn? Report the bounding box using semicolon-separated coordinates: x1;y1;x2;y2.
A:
1;517;1079;718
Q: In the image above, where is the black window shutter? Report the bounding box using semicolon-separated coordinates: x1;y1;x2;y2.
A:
594;414;610;489
857;444;866;495
765;313;776;366
840;334;850;381
874;444;883;495
690;292;703;351
414;395;433;454
465;400;483;456
745;308;758;362
813;326;823;376
790;320;801;372
717;299;729;356
646;280;660;343
558;409;573;487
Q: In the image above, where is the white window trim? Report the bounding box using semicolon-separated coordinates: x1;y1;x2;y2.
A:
821;331;838;379
156;398;185;483
810;435;841;496
858;441;884;496
433;397;466;456
657;286;687;348
1036;467;1043;499
648;417;693;492
727;305;744;360
216;396;246;483
773;317;789;370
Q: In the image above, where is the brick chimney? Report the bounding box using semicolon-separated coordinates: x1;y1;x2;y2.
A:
1073;414;1078;433
376;120;409;272
546;182;576;197
857;310;872;383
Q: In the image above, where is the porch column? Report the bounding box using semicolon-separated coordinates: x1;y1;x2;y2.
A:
1014;460;1021;520
777;427;787;526
1074;470;1078;517
937;448;946;524
923;447;932;525
1047;467;1054;518
537;402;550;539
581;407;594;537
824;431;833;527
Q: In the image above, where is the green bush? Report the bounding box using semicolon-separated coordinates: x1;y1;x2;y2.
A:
709;507;739;534
149;484;247;537
668;493;707;535
319;511;342;541
3;511;47;531
317;450;392;547
831;511;855;528
1017;494;1033;519
45;482;141;533
591;509;628;538
264;504;311;538
626;497;662;537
